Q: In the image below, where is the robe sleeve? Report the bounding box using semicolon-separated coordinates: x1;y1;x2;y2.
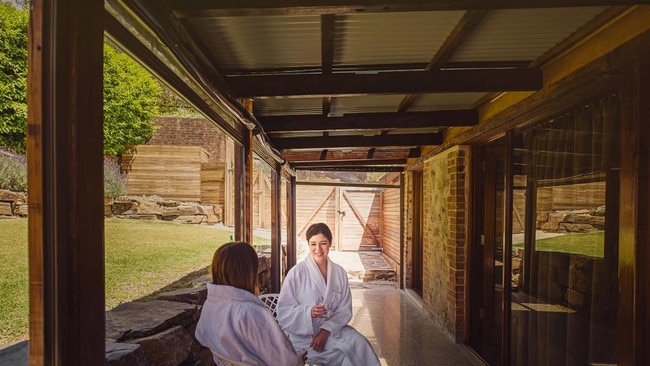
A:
319;265;353;337
277;265;316;338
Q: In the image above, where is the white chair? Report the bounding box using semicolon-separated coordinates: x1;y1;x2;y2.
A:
258;293;280;320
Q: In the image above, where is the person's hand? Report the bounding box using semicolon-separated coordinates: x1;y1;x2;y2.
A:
310;329;330;352
311;303;328;318
300;349;308;363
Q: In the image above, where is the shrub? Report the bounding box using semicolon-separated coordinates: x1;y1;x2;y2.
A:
104;157;127;198
0;148;27;192
0;150;127;197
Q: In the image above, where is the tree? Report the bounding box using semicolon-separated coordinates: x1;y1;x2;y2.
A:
0;3;161;155
103;44;161;155
0;2;28;153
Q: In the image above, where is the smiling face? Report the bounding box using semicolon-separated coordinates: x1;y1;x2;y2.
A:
309;232;331;265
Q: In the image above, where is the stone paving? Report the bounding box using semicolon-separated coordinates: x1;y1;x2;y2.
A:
328;251;398;289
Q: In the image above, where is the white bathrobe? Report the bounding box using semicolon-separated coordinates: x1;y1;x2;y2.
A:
277;255;381;366
195;283;304;366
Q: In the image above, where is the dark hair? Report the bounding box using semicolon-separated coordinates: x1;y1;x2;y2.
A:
210;242;259;295
306;222;332;243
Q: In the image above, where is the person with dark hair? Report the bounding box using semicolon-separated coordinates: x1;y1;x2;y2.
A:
277;223;380;366
195;242;306;366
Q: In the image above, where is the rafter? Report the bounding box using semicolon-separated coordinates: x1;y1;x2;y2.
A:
260;110;477;132
296;165;404;172
228;68;542;98
291;159;407;168
272;133;442;149
321;14;335;74
169;0;646;17
398;9;488;111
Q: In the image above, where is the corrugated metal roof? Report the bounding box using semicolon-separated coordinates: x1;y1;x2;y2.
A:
451;7;608;62
254;97;322;116
335;11;465;67
190;15;321;71
110;1;637;170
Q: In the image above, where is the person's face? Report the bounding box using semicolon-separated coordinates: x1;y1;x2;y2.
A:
309;233;330;264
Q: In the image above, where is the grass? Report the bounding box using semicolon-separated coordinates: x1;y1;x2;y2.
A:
0;218;263;345
0;219;28;346
514;231;604;257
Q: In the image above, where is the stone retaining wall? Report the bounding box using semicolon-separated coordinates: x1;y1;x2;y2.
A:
1;191;224;225
107;195;224;224
106;255;271;366
0;190;27;218
536;206;605;233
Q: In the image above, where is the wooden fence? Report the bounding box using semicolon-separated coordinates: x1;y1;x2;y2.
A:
122;145;220;203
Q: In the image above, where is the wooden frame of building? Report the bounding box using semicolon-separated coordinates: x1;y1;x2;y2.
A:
26;1;649;364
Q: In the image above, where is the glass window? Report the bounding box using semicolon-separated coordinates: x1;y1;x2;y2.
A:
511;94;620;366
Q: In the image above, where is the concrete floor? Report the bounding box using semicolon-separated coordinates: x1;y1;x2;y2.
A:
349;288;484;366
1;250;487;365
309;250;485;366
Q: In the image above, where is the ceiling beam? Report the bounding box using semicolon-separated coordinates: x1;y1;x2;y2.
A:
398;9;488;111
169;0;646;17
291;159;408;167
228;68;542;98
260;110;477;132
296;165;404;172
321;14;335;74
272;133;443;149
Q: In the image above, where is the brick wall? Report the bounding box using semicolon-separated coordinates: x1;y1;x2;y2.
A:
402;172;414;289
422;145;469;342
148;116;229;163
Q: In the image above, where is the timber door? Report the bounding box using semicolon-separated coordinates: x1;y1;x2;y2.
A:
338;188;381;251
470;144;507;366
296;185;381;251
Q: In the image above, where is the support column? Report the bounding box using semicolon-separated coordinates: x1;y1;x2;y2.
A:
286;175;297;269
271;168;282;292
27;0;105;364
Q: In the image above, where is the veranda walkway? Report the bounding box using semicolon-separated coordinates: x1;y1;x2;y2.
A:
334;251;484;366
1;251;484;366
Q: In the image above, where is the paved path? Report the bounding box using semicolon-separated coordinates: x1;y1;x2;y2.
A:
328;250;398;289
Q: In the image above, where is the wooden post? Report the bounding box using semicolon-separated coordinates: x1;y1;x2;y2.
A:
271;167;282;292
286;175;297;269
27;0;105;364
618;59;650;366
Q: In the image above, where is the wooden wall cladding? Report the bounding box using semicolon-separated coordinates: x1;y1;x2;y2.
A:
122;145;209;202
201;162;226;205
381;188;401;265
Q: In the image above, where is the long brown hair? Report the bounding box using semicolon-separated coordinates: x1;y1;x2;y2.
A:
210;241;259;295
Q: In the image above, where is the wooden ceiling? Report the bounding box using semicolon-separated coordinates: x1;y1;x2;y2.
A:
105;1;645;172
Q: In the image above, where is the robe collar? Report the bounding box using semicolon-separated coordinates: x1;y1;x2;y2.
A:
206;282;262;305
305;254;333;299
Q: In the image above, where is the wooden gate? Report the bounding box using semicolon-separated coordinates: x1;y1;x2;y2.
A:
296;185;381;251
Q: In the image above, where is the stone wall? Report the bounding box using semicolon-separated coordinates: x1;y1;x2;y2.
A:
106;195;223;225
422;146;469;342
536;207;605;233
106;255;272;366
0;190;27;218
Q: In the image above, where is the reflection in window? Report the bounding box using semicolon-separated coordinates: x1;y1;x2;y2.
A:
511;94;619;366
252;156;272;252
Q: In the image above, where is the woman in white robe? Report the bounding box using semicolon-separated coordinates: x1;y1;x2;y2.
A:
195;242;305;366
277;223;381;366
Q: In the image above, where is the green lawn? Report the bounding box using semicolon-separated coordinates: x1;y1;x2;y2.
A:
514;231;604;258
0;218;244;345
